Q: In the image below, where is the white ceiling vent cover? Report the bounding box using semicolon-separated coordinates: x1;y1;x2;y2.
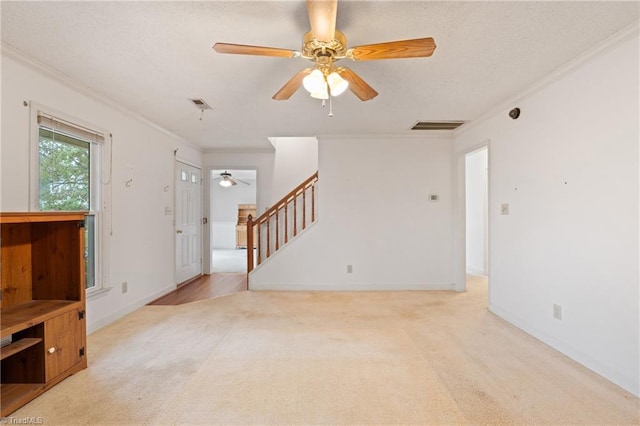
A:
189;98;212;110
411;121;464;130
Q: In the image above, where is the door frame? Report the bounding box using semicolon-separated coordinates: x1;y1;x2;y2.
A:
174;158;204;285
453;140;490;294
205;166;258;275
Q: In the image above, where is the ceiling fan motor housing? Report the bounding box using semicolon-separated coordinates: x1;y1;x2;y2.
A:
302;30;347;60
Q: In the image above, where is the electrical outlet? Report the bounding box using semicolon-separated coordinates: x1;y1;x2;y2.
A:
553;304;562;320
122;281;128;294
346;265;353;274
501;203;510;215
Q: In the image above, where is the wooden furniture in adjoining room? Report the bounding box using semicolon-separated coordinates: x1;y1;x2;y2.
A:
1;212;88;417
236;204;257;249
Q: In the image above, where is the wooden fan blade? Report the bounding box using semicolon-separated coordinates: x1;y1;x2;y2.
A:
273;69;312;101
213;43;298;58
346;37;436;61
306;0;337;42
337;68;378;101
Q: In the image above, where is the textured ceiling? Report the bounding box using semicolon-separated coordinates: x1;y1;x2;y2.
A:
2;1;638;150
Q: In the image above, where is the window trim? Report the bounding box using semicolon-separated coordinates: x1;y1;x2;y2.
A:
30;103;112;298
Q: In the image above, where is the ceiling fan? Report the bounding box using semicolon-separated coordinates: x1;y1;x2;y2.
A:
213;0;436;102
214;171;251;188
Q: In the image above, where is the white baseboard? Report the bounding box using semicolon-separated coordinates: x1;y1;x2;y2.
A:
466;266;486;276
87;283;176;334
489;303;639;397
249;282;455;291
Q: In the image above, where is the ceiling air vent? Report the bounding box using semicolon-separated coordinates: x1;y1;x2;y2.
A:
189;98;212;110
411;121;464;131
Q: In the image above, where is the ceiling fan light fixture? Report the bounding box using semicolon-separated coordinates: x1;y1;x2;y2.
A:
310;83;329;100
303;69;326;94
219;179;233;187
327;71;348;96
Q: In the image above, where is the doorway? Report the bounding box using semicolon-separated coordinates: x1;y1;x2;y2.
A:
175;161;203;284
465;147;488;276
464;146;489;291
210;169;257;273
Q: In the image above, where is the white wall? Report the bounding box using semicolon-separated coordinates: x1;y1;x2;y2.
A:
465;148;488;275
1;52;202;333
271;137;318;201
454;30;639;396
250;135;454;290
211;177;256;249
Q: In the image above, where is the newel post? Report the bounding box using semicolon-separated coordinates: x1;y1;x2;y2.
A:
247;214;254;273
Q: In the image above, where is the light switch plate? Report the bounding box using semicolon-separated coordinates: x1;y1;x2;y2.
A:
553;304;562;320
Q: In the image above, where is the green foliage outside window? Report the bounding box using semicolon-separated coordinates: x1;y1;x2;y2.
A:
38;128;90;211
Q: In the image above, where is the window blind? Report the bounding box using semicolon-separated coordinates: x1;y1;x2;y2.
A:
38;113;105;144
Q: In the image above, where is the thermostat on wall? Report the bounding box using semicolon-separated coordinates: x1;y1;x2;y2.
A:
429;194;439;202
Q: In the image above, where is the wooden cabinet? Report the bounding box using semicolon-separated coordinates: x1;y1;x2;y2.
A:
236;204;257;249
1;212;87;417
44;308;86;382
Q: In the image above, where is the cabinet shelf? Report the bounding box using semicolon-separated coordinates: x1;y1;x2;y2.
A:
1;212;87;417
1;384;43;416
1;300;81;338
0;338;43;360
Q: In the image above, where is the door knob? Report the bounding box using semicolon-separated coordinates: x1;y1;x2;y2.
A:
176;230;183;234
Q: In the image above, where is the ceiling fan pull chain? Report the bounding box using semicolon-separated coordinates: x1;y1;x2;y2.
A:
328;93;334;117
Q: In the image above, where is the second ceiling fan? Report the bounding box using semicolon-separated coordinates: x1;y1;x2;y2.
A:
214;171;250;188
213;0;436;102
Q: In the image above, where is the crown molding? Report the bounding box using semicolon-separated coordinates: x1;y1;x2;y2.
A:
203;147;275;155
455;20;639;137
1;42;202;153
317;131;455;141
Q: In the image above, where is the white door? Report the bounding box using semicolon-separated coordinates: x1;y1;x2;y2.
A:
175;161;202;284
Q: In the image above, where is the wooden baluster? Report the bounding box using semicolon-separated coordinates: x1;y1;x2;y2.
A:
275;206;280;250
312;181;316;223
285;199;289;244
266;215;271;259
247;215;254;273
257;221;262;265
302;187;307;230
293;193;298;237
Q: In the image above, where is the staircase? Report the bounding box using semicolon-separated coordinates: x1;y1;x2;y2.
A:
247;172;318;272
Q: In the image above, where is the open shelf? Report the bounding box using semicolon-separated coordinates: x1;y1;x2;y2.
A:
1;300;80;337
1;384;43;416
0;338;42;361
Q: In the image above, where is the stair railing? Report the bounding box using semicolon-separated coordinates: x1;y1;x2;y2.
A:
247;172;318;272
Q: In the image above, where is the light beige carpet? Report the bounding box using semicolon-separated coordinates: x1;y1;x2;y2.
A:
11;276;639;425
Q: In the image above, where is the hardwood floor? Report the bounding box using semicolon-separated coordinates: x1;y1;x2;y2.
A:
148;273;247;306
